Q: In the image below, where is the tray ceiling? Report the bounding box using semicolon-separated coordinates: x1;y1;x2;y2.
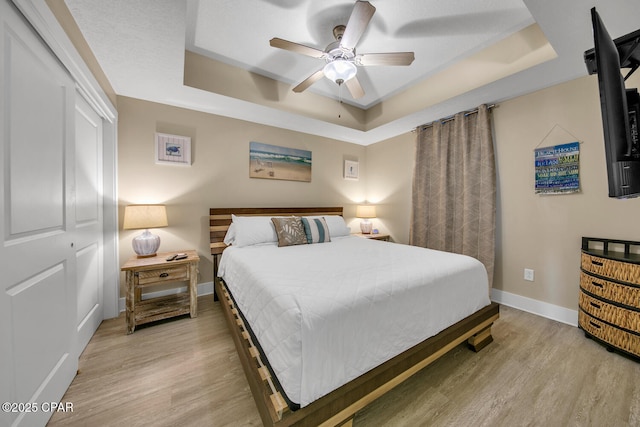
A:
63;0;640;145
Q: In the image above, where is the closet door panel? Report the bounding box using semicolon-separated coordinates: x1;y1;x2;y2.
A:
75;94;103;353
0;1;77;426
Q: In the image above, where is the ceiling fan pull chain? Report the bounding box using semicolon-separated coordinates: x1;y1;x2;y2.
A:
338;83;343;118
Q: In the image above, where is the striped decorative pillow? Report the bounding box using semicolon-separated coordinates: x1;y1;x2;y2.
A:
301;217;331;244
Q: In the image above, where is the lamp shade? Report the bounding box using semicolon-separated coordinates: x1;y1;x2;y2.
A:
123;205;168;230
356;205;376;219
123;205;168;257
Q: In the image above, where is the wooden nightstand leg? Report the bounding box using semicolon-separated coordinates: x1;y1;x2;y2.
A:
189;262;198;318
126;271;135;334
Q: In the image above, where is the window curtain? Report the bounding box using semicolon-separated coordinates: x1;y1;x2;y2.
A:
410;104;496;287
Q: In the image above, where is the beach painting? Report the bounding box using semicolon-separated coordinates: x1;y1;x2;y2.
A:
249;141;312;182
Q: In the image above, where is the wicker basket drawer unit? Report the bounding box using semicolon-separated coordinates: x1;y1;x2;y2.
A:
579;237;640;359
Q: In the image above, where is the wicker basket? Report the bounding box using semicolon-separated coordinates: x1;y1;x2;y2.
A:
581;253;640;285
579;310;640;357
579;291;640;333
580;272;640;309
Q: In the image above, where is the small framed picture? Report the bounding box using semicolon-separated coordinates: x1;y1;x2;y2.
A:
155;133;191;166
344;160;359;180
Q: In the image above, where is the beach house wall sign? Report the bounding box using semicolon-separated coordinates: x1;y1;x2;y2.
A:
534;141;580;194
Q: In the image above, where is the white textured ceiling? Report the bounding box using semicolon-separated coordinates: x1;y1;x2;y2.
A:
64;0;640;145
186;0;533;109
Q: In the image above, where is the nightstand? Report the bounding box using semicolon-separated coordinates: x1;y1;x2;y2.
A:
121;250;200;334
353;233;390;241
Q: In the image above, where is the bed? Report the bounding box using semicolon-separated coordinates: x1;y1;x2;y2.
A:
209;207;499;427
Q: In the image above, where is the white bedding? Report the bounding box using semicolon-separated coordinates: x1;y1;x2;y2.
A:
218;236;490;407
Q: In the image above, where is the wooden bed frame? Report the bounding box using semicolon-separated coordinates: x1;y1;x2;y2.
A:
209;207;499;427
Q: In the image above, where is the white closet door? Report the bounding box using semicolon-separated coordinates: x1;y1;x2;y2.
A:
74;94;104;355
0;1;78;426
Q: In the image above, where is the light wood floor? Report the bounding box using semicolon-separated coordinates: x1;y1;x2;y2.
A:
48;296;640;427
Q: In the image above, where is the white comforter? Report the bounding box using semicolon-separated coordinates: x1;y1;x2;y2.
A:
218;236;490;407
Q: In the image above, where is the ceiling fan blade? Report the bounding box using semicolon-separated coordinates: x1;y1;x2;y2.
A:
345;76;365;99
340;1;376;50
270;38;326;59
357;52;415;66
293;69;325;93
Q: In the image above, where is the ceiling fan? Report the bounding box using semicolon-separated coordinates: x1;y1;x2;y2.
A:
269;0;415;99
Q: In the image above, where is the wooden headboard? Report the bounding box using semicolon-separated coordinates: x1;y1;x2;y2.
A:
209;207;344;256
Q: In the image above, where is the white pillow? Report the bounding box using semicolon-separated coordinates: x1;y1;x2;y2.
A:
223;222;236;245
230;214;278;247
303;215;351;237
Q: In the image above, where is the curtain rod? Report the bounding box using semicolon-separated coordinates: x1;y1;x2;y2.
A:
412;104;497;132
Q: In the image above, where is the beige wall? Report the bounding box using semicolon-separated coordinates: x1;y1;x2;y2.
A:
368;73;640;311
363;132;415;244
117;96;367;296
492;73;640;310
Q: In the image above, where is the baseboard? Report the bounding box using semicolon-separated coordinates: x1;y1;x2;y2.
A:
118;281;214;313
491;288;578;327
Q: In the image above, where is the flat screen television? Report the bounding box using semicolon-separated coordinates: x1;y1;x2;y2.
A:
585;8;640;198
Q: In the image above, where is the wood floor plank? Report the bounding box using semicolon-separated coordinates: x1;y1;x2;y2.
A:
47;298;640;426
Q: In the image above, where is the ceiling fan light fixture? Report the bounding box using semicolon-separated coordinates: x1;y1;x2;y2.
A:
323;60;357;85
270;1;413;97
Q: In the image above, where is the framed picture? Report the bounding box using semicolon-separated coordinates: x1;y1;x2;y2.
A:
344;160;359;180
155;133;191;166
249;141;312;182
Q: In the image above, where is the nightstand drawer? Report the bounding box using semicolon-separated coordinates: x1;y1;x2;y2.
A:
137;265;188;285
579;291;640;333
581;253;640;285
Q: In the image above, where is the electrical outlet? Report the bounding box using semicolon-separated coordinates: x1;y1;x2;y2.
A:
524;268;535;281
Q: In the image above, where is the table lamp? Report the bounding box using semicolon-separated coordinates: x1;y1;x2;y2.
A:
123;204;168;257
356;205;376;234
